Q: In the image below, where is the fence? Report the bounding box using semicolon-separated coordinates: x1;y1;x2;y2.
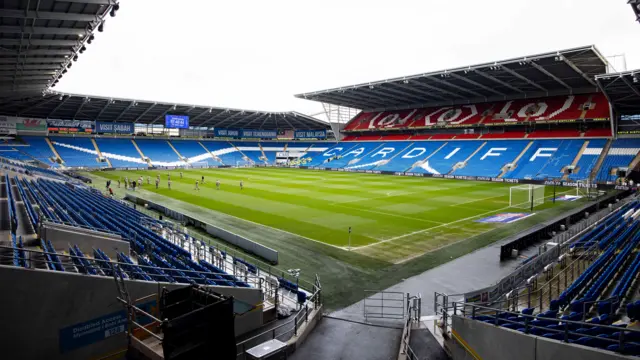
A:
398;293;422;360
363;290;406;321
234;285;323;359
444;302;640;355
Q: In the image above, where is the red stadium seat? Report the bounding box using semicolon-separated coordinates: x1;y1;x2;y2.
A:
454;133;481;139
380;134;412;141
527;130;581;138
480;131;527;139
584;128;612;137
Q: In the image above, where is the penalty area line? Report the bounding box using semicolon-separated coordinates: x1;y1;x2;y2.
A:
354;188;574;250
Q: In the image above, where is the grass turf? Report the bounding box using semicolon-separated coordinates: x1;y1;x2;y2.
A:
88;167;590;310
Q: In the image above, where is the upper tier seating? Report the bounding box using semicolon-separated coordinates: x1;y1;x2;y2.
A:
344;94;609;131
584;128;612;137
481;131;527;139
50;137;107;168
527;130;582;138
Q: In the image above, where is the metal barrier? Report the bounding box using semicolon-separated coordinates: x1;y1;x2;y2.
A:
364;290;406;321
446;302;640;355
234;282;323;360
398;293;422;360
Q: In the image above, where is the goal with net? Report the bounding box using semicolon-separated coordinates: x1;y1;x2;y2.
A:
187;161;209;169
510;184;545;209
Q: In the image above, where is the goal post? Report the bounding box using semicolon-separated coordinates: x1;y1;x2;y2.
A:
187;161;209;169
510;184;545;209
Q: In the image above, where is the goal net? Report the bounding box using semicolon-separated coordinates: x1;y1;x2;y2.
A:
510;185;545;209
187;161;209;169
235;160;253;168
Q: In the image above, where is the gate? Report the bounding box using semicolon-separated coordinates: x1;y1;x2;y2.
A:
363;290;406;321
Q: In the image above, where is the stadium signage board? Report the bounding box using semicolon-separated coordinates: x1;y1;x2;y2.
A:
214;128;240;137
165;115;189;129
95;121;134;134
47;119;93;134
59;300;156;353
241;129;277;138
294;130;327;139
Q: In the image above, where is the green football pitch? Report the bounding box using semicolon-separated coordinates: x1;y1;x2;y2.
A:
88;167;589;309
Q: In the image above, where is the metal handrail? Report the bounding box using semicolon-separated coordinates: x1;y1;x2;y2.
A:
235;287;321;358
0;245;265;288
448;302;640;350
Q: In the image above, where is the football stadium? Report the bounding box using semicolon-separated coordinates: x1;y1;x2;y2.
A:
1;1;640;359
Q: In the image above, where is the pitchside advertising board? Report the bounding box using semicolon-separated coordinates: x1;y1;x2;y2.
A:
165;114;189;129
95;121;134;134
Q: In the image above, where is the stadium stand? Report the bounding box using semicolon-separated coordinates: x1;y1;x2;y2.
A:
343;94;610;132
375;141;447;172
19;136;59;167
170;140;222;166
135;139;183;165
410;141;480;175
50;137;107;168
459;199;640;356
94;137;149;168
595;139;640;183
325;142;383;169
344;141;413;170
454;141;528;177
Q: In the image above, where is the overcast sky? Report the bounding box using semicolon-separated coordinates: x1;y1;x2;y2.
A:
57;0;640;118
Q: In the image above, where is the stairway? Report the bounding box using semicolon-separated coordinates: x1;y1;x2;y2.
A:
91;138;112;167
562;140;589;180
498;141;533;178
131;139;152;166
258;143;267;161
449;142;487;174
579;95;594;120
627;147;640;172
167;141;188;165
45;137;64;165
589;139;613;181
198;141;223;165
230;142;252;164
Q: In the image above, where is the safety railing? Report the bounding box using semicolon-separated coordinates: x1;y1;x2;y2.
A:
447;302;640;355
398;293;422;360
0;245;267;291
363;290;406;321
234;285;322;359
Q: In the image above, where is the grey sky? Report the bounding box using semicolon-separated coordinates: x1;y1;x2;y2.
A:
57;0;640;117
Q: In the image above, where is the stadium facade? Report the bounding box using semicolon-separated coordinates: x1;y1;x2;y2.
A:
1;1;640;360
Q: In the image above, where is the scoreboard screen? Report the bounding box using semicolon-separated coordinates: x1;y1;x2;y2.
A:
165;115;189;129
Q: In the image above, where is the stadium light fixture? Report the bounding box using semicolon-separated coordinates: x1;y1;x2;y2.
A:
59;95;63;100
80;46;86;54
87;35;94;44
110;3;120;17
73;55;78;62
78;34;84;38
98;22;104;32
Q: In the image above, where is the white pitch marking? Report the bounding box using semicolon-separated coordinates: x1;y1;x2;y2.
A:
332;204;444;225
355;189;574;249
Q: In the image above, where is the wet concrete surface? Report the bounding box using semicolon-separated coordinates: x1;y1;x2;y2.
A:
290;317;402;360
294;236;537;360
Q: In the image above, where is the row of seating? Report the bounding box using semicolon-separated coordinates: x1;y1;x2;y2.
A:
307;138;637;181
18;137;334;169
343;129;611;142
345;94;610;131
